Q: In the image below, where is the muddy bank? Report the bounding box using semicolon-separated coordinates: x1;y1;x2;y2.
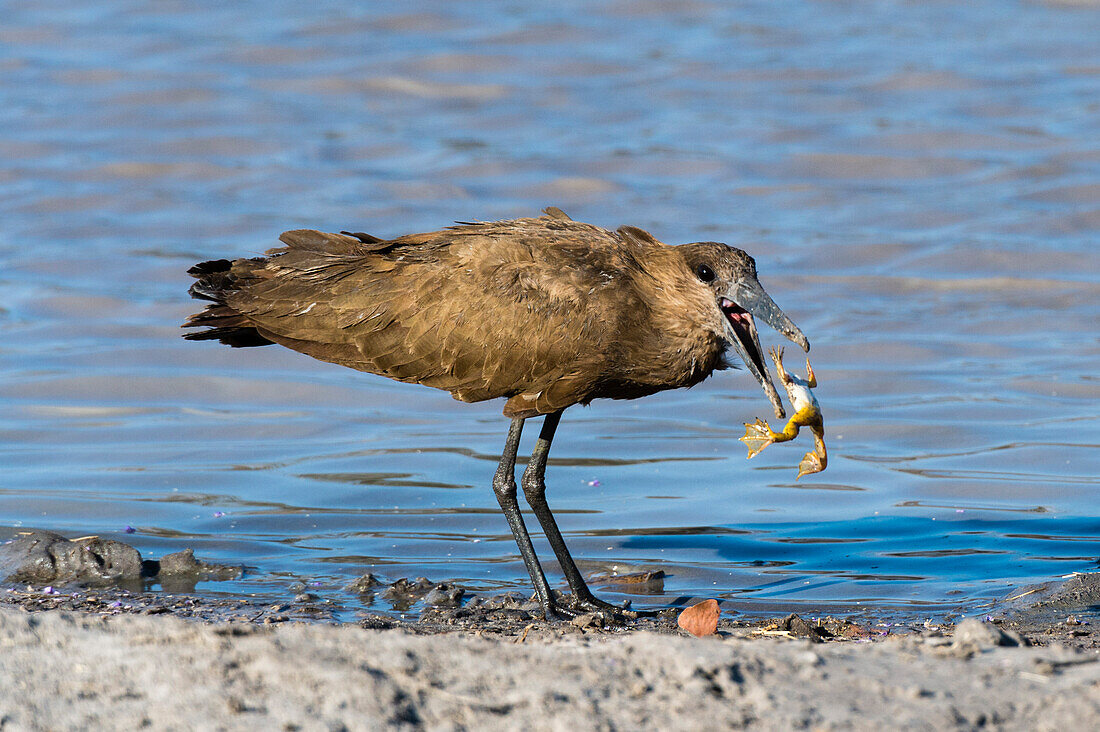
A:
4;574;1098;649
3;602;1100;731
6;532;1100;728
4;530;1100;650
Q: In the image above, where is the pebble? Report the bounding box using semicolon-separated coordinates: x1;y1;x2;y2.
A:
571;613;599;630
424;584;464;607
345;574;380;594
953;618;1023;649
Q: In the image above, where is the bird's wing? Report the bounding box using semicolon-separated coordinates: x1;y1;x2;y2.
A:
223;218;634;413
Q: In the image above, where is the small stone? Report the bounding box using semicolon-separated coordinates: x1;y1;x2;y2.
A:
484;592;525;610
424;584;464;607
953;617;1021;649
359;614;397;630
571;612;599;630
382;578;416;599
157;549;203;574
778;613;831;643
346;574;381;593
592;570;666;592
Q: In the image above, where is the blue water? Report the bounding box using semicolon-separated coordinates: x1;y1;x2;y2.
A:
2;0;1098;620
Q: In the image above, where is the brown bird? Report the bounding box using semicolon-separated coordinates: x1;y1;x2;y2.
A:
183;207;809;619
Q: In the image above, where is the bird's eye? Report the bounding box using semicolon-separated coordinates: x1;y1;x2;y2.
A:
696;263;715;282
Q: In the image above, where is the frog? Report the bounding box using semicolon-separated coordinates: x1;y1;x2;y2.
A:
741;346;827;479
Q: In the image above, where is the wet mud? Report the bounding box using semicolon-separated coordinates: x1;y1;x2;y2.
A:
4;529;1098;651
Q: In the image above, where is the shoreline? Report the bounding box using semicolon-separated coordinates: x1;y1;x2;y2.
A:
5;531;1100;728
3;592;1099;730
5;573;1098;646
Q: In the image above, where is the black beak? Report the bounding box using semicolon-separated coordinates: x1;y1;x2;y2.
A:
720;279;809;418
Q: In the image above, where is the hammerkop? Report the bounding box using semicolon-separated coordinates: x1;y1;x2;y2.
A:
184;207;809;618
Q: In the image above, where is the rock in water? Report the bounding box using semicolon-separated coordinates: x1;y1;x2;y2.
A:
0;530;143;583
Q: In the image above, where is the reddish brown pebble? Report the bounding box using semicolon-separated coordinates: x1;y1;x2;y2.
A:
677;599;720;637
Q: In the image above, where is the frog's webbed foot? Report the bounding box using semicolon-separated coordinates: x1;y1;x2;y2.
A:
796;432;828;480
796;450;826;479
741;418;775;458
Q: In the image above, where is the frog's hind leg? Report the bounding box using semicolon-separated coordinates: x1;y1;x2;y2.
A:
796;430;828;480
768;405;820;444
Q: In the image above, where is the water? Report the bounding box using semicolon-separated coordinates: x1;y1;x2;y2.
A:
2;0;1098;621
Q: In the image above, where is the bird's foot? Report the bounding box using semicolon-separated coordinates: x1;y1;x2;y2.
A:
741;418;775;457
563;592;639;616
537;591;652;625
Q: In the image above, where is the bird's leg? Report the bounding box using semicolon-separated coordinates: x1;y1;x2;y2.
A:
520;411;625;616
492;416;557;619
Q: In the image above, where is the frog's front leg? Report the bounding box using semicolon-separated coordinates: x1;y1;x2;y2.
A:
769;346;789;385
804;359;817;389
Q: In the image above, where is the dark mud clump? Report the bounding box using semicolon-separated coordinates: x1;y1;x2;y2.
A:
0;529;241;589
376;576;465;610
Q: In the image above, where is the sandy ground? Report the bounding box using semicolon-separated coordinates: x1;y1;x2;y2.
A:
2;591;1100;731
4;531;1100;729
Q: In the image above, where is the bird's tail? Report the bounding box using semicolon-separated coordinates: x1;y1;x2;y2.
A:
182;258;273;347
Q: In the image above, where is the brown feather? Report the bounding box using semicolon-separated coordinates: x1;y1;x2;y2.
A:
184;211;737;415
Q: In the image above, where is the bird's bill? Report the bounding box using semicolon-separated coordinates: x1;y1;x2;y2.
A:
720;280;809;419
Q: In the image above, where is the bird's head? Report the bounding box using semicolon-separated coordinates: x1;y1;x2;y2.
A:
679;241;809;419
